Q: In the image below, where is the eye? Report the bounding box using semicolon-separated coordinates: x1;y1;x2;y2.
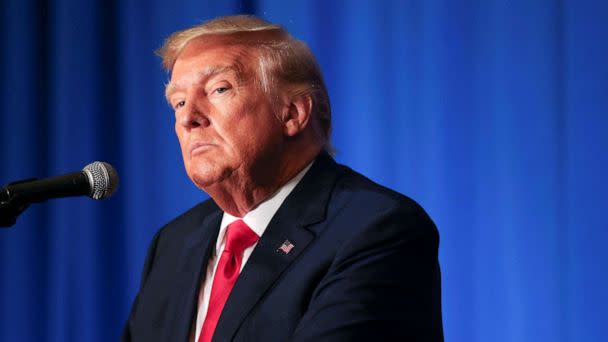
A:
173;100;185;110
214;87;229;94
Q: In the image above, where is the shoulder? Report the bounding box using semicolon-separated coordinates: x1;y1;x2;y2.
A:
290;163;443;341
153;198;219;245
322;164;439;247
334;164;434;224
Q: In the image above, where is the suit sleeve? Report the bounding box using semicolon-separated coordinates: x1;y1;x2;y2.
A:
121;229;162;342
291;205;444;341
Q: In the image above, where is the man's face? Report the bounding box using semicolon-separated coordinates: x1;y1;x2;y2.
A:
167;36;285;190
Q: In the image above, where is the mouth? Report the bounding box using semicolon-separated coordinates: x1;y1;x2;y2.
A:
189;141;215;158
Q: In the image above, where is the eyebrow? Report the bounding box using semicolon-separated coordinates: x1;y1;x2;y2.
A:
164;65;241;102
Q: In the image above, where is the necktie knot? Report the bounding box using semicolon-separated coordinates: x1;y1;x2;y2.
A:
224;220;259;255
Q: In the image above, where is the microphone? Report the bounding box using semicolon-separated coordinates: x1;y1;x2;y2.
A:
0;161;119;227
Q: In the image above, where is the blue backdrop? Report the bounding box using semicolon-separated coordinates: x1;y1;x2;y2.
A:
1;1;606;341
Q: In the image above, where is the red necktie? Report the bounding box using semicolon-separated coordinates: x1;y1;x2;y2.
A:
198;220;259;342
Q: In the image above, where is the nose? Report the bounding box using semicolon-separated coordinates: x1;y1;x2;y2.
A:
178;100;211;130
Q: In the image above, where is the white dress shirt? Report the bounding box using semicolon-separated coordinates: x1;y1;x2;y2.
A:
193;162;313;341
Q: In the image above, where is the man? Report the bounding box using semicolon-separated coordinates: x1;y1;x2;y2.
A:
123;15;443;341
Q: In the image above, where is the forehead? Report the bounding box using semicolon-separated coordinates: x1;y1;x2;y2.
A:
170;35;257;81
165;37;260;100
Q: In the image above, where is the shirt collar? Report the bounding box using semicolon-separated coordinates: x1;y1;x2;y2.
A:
216;161;314;252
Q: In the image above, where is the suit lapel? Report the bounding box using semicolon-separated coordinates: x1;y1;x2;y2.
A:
212;153;342;341
172;206;222;342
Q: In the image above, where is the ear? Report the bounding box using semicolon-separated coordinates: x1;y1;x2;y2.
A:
281;93;313;137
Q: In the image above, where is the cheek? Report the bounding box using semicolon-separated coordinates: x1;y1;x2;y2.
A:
174;125;185;148
212;93;281;158
174;125;190;162
236;116;282;158
212;104;250;145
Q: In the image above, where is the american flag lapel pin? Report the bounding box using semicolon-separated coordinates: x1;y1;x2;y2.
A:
277;240;295;254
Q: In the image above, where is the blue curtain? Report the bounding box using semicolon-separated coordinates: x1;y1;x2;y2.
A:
1;1;606;341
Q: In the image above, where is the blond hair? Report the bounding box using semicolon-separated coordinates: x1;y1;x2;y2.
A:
157;15;333;153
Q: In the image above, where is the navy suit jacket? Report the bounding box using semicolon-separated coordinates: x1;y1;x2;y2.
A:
122;153;443;341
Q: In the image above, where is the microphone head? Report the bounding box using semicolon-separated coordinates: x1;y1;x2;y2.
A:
82;161;119;200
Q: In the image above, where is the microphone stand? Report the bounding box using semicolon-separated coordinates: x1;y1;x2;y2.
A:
0;179;36;228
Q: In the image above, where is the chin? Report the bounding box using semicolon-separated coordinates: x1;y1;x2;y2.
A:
188;166;231;190
189;172;219;189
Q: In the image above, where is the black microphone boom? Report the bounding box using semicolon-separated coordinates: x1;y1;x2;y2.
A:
0;161;119;227
1;172;90;204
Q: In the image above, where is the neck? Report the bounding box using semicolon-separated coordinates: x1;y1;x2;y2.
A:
204;144;321;217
